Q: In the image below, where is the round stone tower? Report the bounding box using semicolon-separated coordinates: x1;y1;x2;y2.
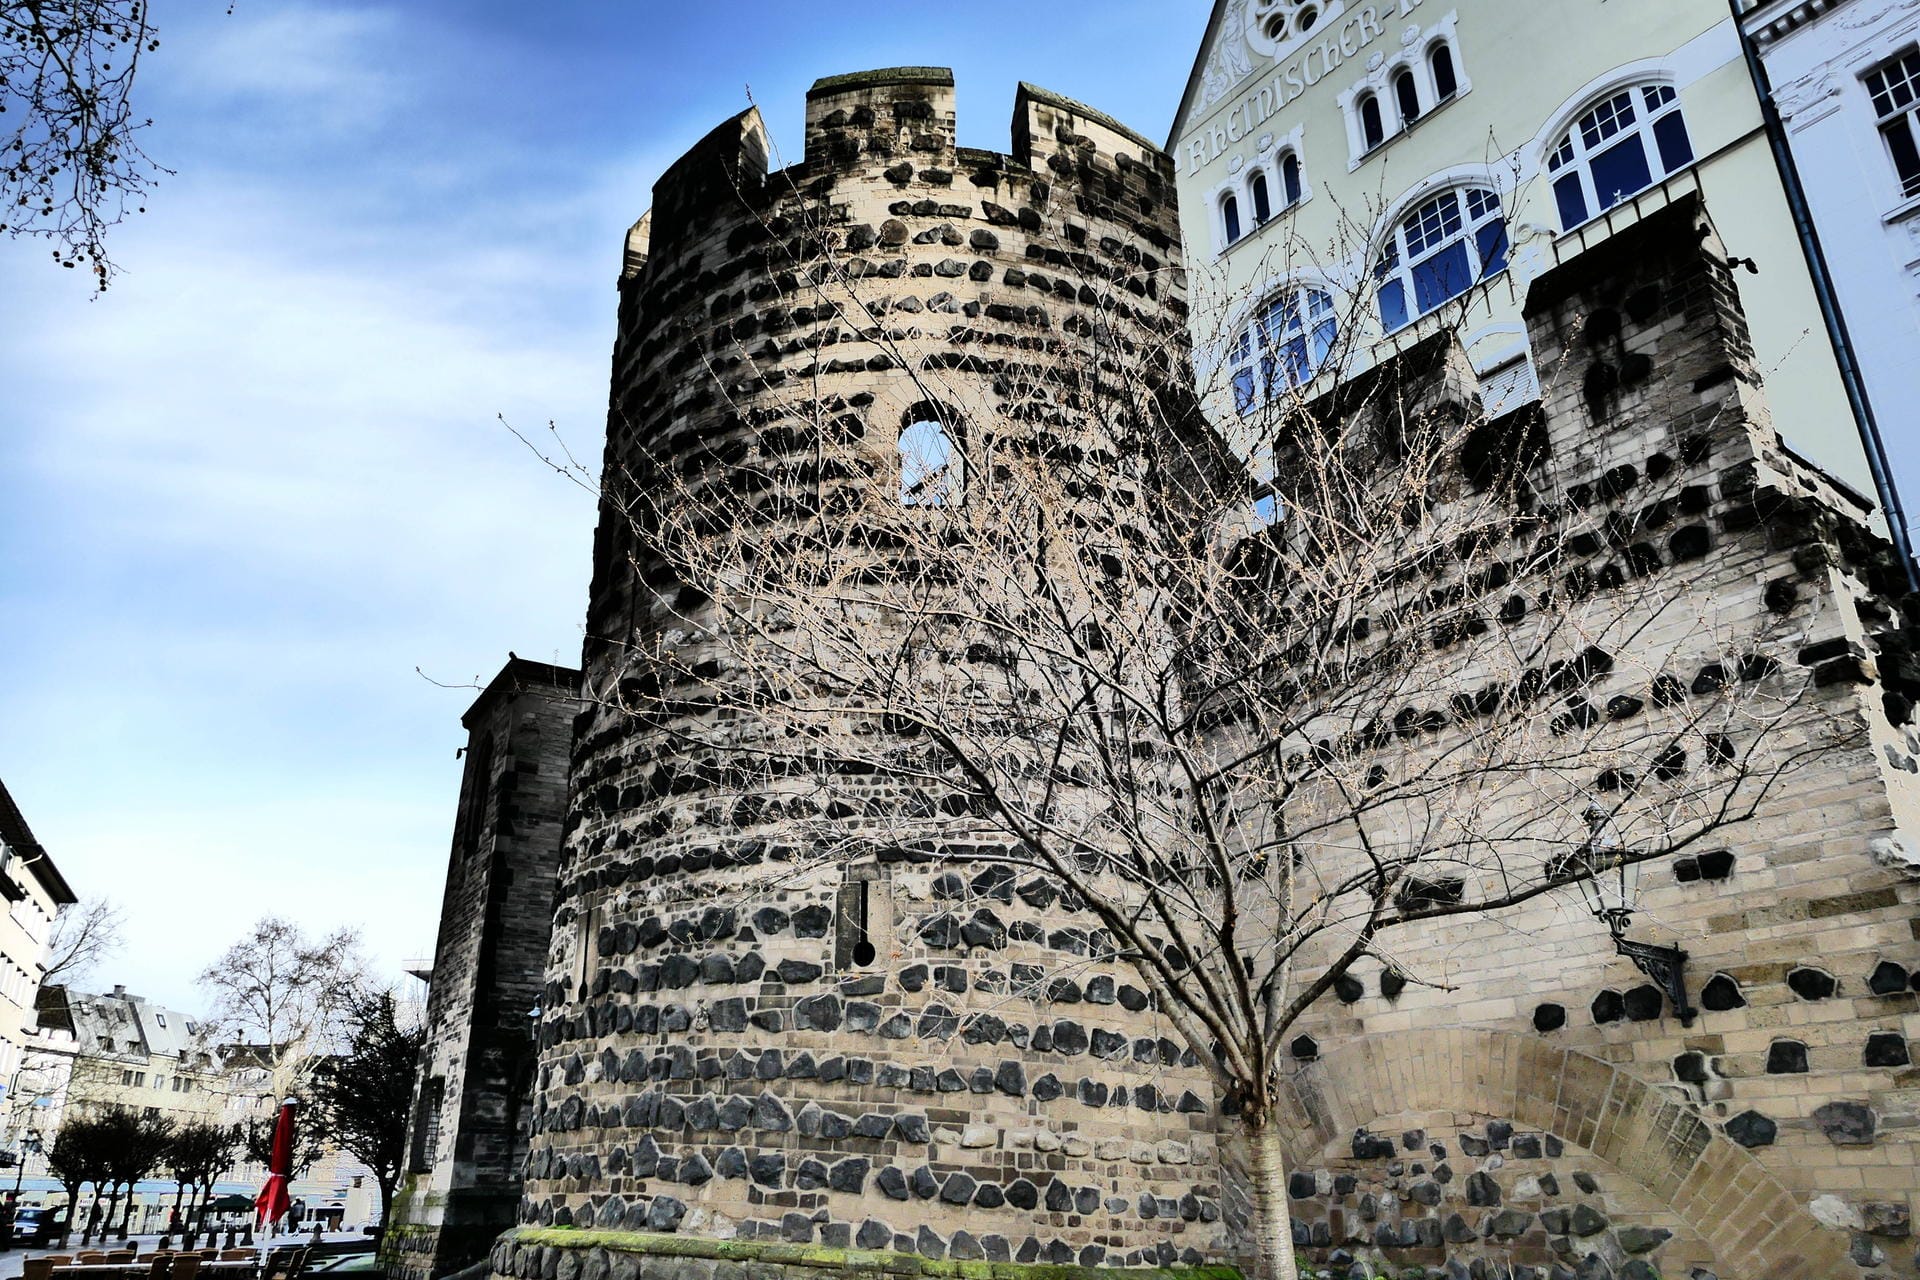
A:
523;69;1226;1269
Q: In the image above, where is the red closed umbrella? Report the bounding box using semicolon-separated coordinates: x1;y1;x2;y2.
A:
255;1099;298;1229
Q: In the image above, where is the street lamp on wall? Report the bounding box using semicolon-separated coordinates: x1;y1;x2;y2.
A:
1575;804;1697;1026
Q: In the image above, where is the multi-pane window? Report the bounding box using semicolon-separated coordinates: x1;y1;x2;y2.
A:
1867;48;1920;200
1375;187;1510;332
1230;286;1339;414
1549;84;1694;229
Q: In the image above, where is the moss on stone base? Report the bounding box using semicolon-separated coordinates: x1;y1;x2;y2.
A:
503;1229;1242;1280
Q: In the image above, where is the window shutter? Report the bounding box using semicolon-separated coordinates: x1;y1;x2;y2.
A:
1478;357;1541;417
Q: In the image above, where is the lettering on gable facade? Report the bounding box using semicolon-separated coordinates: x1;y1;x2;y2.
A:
1185;0;1428;174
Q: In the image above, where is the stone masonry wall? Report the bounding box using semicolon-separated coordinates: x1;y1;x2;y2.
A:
1261;199;1920;1280
389;659;583;1280
525;69;1227;1271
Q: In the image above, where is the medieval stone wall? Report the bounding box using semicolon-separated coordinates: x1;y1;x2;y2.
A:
389;658;582;1280
1264;200;1920;1280
525;69;1227;1270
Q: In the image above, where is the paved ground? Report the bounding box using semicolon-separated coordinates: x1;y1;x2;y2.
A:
0;1233;372;1280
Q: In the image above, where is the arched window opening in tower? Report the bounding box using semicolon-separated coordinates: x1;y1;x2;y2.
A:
1229;285;1339;415
899;418;964;507
1375;186;1509;333
1249;170;1272;225
1549;84;1694;230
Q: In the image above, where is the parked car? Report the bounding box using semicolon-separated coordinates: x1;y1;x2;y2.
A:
14;1205;70;1246
306;1254;381;1274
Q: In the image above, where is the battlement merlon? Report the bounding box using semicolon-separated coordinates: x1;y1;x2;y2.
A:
630;69;1177;275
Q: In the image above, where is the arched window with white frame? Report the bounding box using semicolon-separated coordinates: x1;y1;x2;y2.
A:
1548;83;1694;229
1430;40;1458;104
1358;93;1385;151
1228;285;1340;415
1221;191;1244;247
1374;186;1509;333
1249;170;1273;226
1393;67;1422;126
899;415;964;507
1280;152;1303;207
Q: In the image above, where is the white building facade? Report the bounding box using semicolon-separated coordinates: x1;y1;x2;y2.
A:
1746;0;1920;542
1169;0;1912;564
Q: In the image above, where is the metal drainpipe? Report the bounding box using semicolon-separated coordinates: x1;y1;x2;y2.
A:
1727;0;1918;592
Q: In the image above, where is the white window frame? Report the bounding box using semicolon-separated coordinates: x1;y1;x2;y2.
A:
1209;126;1313;256
1865;46;1920;205
1546;82;1695;231
1226;283;1341;415
1372;185;1510;333
1339;14;1471;169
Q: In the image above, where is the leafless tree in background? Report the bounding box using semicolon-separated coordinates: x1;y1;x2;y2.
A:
43;896;124;988
1;0;166;287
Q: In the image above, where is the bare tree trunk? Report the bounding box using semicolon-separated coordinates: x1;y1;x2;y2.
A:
1248;1119;1301;1280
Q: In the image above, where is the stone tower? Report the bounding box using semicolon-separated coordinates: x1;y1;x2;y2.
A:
515;69;1229;1268
388;657;581;1280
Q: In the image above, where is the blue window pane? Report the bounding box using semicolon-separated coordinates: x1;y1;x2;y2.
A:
1411;240;1472;315
1275;337;1309;388
1654;112;1693;173
1233;368;1257;415
1476;219;1510;279
1590;135;1653;211
1554;174;1589;229
1310;317;1337;367
1378;280;1409;332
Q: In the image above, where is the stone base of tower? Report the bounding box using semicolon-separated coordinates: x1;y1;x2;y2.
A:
486;1231;1244;1280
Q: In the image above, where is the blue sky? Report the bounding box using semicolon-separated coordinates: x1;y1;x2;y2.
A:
0;1;1194;1011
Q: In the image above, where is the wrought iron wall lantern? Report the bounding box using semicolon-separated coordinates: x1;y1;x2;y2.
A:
1575;804;1697;1025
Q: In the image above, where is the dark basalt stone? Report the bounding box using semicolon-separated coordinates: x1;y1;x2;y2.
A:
1004;1178;1038;1210
775;958;822;984
1788;966;1837;999
1466;1172;1502;1206
645;1196;686;1233
1869;960;1911;995
1725;1110;1776;1148
792;904;831;937
1117;985;1150;1011
1085;975;1116;1004
1334;973;1365;1003
1569;1204;1608;1237
794;994;842;1031
974;1182;1005;1209
1051;1020;1089;1054
1700;973;1744;1011
893;1112;930;1144
1288;1172;1316;1200
897;963;928;992
1767;1040;1808;1074
875;1166;909;1201
1865;1032;1911;1067
995;1060;1028;1096
1622;984;1664;1021
1032;1073;1062;1101
940;1172;978;1205
1814;1100;1877;1145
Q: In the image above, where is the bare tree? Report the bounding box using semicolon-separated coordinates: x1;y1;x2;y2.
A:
42;897;124;988
197;916;370;1098
307;988;426;1233
0;0;164;286
523;156;1875;1278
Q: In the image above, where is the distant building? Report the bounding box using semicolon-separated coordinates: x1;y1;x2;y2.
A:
12;985;379;1232
0;779;78;1108
387;658;580;1280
